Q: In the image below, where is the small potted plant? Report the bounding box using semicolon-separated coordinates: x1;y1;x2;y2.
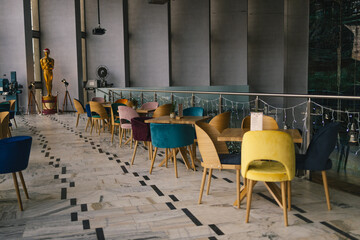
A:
130;98;138;109
170;101;176;119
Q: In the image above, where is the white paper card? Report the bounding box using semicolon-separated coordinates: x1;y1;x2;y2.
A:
250;112;263;131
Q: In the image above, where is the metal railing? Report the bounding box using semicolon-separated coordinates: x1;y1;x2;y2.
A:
97;87;360;150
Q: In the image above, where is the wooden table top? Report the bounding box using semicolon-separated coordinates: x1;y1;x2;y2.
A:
218;128;303;143
102;104;154;114
145;115;210;124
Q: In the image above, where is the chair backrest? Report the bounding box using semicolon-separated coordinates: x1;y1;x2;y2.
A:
0;136;32;174
73;98;85;114
241;130;295;180
0;102;10;112
89;101;108;118
9;100;16;111
140;102;159;110
131;117;152;141
209;112;230;133
150;123;195;148
115;98;128;104
196;121;229;154
303;122;340;170
183;107;204;116
91;97;105;103
85;104;92;118
0;112;10;139
241;115;279;130
110;103;126;124
195;122;222;168
152;104;172;118
118;105;140;123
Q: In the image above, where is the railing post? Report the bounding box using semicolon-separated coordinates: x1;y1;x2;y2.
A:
129;91;132;99
171;93;174;104
219;94;222;114
120;91;122;99
154;92;157;102
141;92;144;105
192;93;195;107
112;91;115;103
305;98;312;179
108;90;111;102
255;96;259;111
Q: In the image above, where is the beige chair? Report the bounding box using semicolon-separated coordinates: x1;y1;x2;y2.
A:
0;112;11;139
209;111;231;133
195;121;241;207
73;99;86;128
241;115;279;130
9;100;17;128
152;103;172;118
89;101;110;135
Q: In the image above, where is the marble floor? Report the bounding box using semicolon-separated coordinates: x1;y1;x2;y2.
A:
1;113;360;240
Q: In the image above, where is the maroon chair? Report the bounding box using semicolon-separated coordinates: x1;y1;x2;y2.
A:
130;117;152;165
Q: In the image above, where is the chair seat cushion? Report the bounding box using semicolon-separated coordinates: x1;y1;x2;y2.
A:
114;119;120;124
245;160;291;182
219;153;241;165
296;153;332;171
92;114;100;118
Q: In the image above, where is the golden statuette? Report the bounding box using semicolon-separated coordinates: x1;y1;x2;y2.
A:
40;48;55;98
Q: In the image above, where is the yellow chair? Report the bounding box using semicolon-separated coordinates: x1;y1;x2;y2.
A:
9;100;17;128
152;103;172;118
241;130;295;226
73;99;86;128
89;101;110;135
209;111;231;133
0;112;11;139
195;121;241;207
241;115;279;130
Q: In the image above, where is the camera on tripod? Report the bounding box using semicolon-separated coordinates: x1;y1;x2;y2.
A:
61;79;69;87
28;82;35;90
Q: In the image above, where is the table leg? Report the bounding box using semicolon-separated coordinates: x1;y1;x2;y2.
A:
178;147;191;169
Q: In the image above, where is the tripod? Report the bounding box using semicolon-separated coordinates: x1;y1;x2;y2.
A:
62;85;75;112
27;88;41;114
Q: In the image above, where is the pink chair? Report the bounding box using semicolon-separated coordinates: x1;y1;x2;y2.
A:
118;106;140;147
91;97;105;103
140;102;159;110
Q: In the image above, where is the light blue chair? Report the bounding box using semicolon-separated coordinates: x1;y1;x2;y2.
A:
183;107;204;116
0;136;32;211
149;123;195;178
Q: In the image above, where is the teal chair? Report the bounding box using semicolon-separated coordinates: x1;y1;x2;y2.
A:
183;107;204;116
149;123;195;178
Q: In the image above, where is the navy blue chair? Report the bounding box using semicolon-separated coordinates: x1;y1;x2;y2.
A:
150;123;195;178
296;122;340;210
0;136;32;211
85;104;92;132
183;107;204;117
195;121;241;207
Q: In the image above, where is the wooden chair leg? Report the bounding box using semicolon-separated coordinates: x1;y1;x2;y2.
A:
119;128;124;147
119;126;122;147
13;118;17;128
322;171;331;210
245;179;254;223
187;145;196;171
281;181;288;226
85;118;90;132
173;148;178;178
236;169;241;209
18;171;29;199
288;181;291;210
12;173;23;211
130;130;133;149
149;147;158;174
111;125;115;143
206;168;213;195
131;140;139;165
149;142;153;161
76;113;80;127
90;119;94;134
198;167;207;204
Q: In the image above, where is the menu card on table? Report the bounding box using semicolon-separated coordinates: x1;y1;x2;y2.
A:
250;112;263;131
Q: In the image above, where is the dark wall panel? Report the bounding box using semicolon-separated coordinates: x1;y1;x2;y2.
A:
128;0;169;87
248;0;285;93
171;0;210;86
211;0;247;86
